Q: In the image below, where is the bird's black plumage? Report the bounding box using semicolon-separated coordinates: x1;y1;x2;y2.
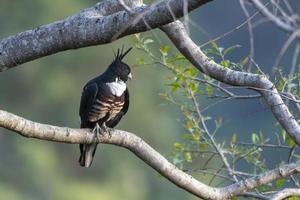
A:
79;47;132;167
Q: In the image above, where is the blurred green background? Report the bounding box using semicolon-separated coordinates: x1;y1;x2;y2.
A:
0;0;298;199
0;1;186;199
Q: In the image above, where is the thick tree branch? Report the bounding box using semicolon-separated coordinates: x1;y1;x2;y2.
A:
161;21;300;146
1;109;300;199
0;109;223;199
0;0;211;71
271;188;300;200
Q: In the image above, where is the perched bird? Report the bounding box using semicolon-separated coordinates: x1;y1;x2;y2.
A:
78;47;132;167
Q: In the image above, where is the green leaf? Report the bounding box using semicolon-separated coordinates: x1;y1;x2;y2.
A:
185;120;194;130
189;82;197;92
241;57;249;66
158;92;167;98
171;53;185;61
185;152;192;163
288;196;297;200
223;45;241;56
231;134;237;145
205;49;220;57
167;82;180;92
199;143;207;151
205;84;213;97
211;41;218;49
277;80;286;91
174;143;183;151
220;60;230;68
252;133;259;144
143;38;154;45
281;129;287;142
288;137;296;147
182;133;195;140
192;132;200;141
184;68;197;76
275;178;285;189
137;58;145;65
293;154;300;160
160;46;170;56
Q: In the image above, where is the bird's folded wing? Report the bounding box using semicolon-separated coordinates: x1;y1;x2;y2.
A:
79;82;98;128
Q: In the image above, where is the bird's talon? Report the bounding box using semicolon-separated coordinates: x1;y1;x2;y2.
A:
101;124;112;137
96;132;102;141
92;123;102;138
106;127;113;138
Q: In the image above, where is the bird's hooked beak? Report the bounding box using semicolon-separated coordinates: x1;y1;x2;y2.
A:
128;73;132;80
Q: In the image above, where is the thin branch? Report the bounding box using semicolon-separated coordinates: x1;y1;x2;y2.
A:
249;0;296;33
200;4;262;48
190;90;239;182
161;21;300;146
239;0;255;71
187;168;235;183
236;142;291;150
273;29;300;69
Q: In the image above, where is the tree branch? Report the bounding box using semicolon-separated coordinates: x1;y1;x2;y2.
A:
249;0;297;34
0;0;211;71
2;109;300;199
271;188;300;200
0;109;223;199
161;21;300;146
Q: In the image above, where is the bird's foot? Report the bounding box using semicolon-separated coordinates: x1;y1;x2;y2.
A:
92;123;101;134
101;124;113;138
92;123;112;139
92;123;102;139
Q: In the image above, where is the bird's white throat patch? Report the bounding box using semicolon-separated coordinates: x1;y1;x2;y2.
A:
106;78;126;97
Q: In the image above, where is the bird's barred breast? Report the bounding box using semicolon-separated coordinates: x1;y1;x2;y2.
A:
88;96;124;122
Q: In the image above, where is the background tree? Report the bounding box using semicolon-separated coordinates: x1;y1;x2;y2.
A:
0;0;300;199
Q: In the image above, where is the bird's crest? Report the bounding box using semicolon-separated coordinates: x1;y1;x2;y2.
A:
113;46;132;62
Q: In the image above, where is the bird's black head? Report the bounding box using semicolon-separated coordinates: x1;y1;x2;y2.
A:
107;47;132;82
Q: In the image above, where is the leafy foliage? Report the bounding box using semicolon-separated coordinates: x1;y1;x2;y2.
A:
135;34;300;196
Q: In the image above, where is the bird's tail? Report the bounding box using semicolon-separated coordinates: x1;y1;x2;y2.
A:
79;143;98;167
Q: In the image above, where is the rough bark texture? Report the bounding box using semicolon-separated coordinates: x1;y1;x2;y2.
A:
271;188;300;200
0;0;211;71
2;109;300;200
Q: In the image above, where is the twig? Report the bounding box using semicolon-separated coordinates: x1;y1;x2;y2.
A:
190;90;239;182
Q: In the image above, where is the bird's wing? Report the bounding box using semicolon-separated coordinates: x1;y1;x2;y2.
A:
121;88;130;114
106;88;129;128
79;82;98;128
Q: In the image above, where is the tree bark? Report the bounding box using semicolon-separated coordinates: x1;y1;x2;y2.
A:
0;0;211;71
